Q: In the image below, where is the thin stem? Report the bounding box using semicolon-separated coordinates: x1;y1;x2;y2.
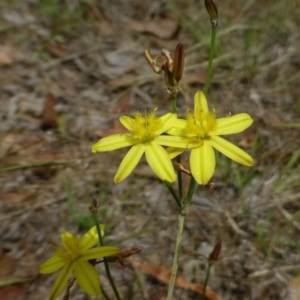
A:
201;264;212;300
164;180;182;210
166;209;186;300
171;96;177;113
101;286;111;300
176;156;183;201
92;214;122;300
203;25;217;96
187;177;197;204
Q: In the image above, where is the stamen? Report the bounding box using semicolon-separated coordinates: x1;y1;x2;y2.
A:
132;109;162;143
186;108;216;139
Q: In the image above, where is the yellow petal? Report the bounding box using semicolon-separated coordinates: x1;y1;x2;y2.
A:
213;113;253;135
166;147;186;159
145;142;176;182
190;143;215;185
209;136;254;166
166;119;186;136
81;246;120;260
92;134;138;152
156;135;191;148
50;263;74;300
39;255;65;274
156;113;177;135
73;258;100;296
114;144;146;183
61;232;73;252
194;91;209;114
80;225;105;251
119;116;135;131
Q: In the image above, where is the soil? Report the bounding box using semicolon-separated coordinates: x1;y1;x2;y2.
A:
1;1;300;300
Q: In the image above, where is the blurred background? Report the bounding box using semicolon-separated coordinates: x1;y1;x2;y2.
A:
0;0;300;299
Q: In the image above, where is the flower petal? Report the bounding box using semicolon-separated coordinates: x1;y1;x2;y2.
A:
92;134;138;152
80;224;105;251
190;143;215;185
156;113;177;135
81;246;120;260
114;144;146;183
61;232;73;251
119;116;135;131
166;147;186;159
156;135;191;148
210;136;254;166
166;119;187;136
145;142;176;182
73;258;100;296
194;91;209;114
39;255;65;274
213;113;253;135
50;263;74;300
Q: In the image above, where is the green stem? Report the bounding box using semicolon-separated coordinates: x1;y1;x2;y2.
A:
187;177;197;204
101;286;111;300
203;25;217;96
176;156;183;201
92;214;122;300
164;180;182;210
171;96;177;113
166;209;186;300
201;264;212;300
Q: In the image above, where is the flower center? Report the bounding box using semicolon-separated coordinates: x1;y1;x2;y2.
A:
57;236;82;262
186;108;216;139
132;109;161;143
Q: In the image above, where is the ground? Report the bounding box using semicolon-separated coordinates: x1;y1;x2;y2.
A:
1;1;300;300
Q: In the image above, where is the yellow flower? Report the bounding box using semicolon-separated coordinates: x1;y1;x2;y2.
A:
92;109;189;183
167;91;254;184
39;225;120;300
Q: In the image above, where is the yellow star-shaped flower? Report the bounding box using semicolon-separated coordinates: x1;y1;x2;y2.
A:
39;225;120;300
92;109;189;183
167;91;254;184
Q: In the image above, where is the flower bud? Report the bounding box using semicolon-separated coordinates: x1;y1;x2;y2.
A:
163;62;174;89
205;0;218;26
208;242;221;265
173;43;185;82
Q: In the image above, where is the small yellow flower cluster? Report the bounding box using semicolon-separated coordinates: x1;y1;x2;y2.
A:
92;90;253;185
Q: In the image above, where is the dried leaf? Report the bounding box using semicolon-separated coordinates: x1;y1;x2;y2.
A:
108;73;137;89
0;285;28;300
112;90;132;113
125;17;179;39
238;134;255;148
288;278;300;300
41;93;57;130
0;52;13;66
183;71;207;86
131;259;223;300
45;42;68;58
0;253;15;279
0;193;34;203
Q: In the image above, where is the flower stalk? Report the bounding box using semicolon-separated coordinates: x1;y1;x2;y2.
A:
91;208;122;300
166;208;186;300
201;242;221;300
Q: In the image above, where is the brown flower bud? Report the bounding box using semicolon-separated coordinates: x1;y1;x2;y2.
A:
163;62;174;89
173;43;185;82
205;0;218;26
208;242;221;265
